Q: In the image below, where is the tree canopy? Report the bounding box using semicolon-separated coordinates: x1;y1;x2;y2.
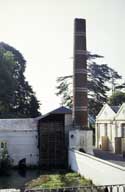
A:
0;42;41;118
109;91;125;106
56;53;121;116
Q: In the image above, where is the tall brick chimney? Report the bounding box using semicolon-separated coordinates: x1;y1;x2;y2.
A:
73;18;88;128
69;18;93;153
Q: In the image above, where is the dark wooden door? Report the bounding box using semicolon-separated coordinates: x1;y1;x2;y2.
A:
39;121;67;169
115;137;121;154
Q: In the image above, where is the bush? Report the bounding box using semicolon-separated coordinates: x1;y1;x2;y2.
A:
0;146;11;175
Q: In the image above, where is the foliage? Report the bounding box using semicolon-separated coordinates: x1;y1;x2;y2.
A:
56;76;73;108
109;91;125;106
25;172;92;189
0;42;41;118
56;53;121;116
115;82;125;92
0;145;11;175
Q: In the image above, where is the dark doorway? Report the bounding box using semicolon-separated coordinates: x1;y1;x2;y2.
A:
38;114;67;169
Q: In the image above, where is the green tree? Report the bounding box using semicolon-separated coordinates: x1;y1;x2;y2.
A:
0;49;16;114
0;42;41;118
56;53;121;116
0;143;11;175
109;91;125;106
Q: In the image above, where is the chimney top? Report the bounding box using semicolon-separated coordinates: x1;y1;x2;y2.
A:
75;18;86;32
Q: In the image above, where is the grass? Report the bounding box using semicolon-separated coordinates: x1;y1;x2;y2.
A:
25;172;93;189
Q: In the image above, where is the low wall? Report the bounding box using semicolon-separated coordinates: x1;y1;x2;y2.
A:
69;149;125;185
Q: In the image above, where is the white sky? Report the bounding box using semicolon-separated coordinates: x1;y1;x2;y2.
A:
0;0;125;114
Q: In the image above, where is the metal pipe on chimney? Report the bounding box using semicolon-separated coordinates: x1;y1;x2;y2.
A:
73;18;88;128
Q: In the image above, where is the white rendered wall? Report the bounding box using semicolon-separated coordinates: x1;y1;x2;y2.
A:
96;123;105;147
0;119;39;166
96;103;125;153
69;129;93;154
69;149;125;185
65;114;72;127
107;124;111;138
99;124;105;139
96;122;117;152
65;114;72;134
64;114;72;146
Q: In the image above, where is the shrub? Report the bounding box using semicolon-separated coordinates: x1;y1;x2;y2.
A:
0;146;11;175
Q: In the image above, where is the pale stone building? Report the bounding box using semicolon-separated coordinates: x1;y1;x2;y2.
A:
95;103;125;153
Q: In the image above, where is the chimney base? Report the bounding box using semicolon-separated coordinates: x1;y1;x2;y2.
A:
69;129;93;154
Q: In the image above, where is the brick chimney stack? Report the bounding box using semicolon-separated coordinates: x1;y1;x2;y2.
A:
73;18;88;128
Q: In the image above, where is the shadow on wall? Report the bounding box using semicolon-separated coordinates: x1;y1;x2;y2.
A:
79;148;86;153
18;158;26;170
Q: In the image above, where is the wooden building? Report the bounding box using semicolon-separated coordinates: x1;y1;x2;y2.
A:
38;106;72;169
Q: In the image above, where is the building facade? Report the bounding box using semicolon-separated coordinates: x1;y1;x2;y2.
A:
0;118;39;166
38;106;72;169
95;103;125;153
0;106;72;167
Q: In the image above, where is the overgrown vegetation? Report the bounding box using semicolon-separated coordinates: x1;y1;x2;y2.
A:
25;172;93;189
0;145;11;175
109;91;125;106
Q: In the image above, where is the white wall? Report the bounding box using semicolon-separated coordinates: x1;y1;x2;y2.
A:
96;103;125;153
65;114;72;127
99;124;105;138
69;149;125;185
69;129;93;154
64;114;72;146
96;122;118;152
0;119;39;166
64;113;72;135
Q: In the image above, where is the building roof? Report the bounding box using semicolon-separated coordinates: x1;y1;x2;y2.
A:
36;106;72;120
36;106;95;124
110;106;120;113
51;106;72;114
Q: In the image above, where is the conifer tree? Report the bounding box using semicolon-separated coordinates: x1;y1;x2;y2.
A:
56;53;121;116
